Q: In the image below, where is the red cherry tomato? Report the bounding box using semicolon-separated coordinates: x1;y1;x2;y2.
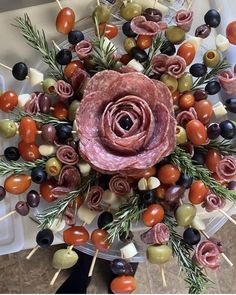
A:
19;117;37;144
63;226;89;246
40;179;57;203
64;60;84;79
68;195;83;208
56;7;75;34
4;174;31;195
186;119;207;145
120;54;133;65
157;164;181;185
0;91;18;112
110;275;136;294
205;149;222;173
226;21;236;45
98;23;118;39
52;101;68;120
18;141;41;161
189;180;208;205
129;166;156;180
177;42;196;66
142;204;165;227
179;93;195;110
194;100;213;125
172;90;180;104
137;35;153;50
91;229;110;251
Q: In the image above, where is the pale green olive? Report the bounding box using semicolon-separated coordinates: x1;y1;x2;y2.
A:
147;245;172;264
52;248;79;270
93;4;111;24
175;203;197;227
120;3;142;21
160;74;178;93
176;125;187;145
203;50;221;68
45;157;62;176
165;26;185;44
178;73;193;93
0;119;17;138
124;37;137;53
68;100;80;122
42;78;56;94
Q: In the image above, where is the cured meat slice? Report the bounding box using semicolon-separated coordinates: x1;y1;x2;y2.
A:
64;207;76;226
24;92;41;114
87;186;104;211
69;67;89;93
117;66;138;73
151;79;173;114
202;193;225;212
176;107;198;128
216;156;236;181
194;240;220;269
175;10;194;32
55;80;74;101
218;69;236;95
130;16;161;36
75;40;92;60
56;145;79;165
140;223;169;245
109;175;130;196
166;55;186;79
151;54;169;75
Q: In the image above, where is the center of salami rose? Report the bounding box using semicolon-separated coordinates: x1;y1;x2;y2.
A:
76;70;176;174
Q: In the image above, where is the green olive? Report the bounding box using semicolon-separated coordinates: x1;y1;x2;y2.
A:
203;50;221;68
120;3;142;21
178;73;193;93
165;26;185;44
113;61;124;70
147;245;172;264
52;248;79;270
160;74;178;93
175;203;197;227
42;78;56;94
0;119;17;138
45;157;62;176
176;125;187;145
92;4;111;24
124;37;137;53
68;100;80;122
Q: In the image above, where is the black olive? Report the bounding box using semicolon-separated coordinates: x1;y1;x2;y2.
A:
4;146;20;161
12;62;28;81
119;115;133;130
110;259;133;275
56;124;72;142
193;90;208;101
192;150;205;165
98;174;112;190
31;167;47;184
36;229;54;248
195;24;211;38
26;190;40;208
55;49;72;65
219;120;236;140
97;211;113;229
15;201;30;216
225;98;236;113
130;47;148;62
122;22;137;38
228;181;236;191
160;40;176;56
204;9;221;28
205;80;221;95
207;123;221;140
119;230;134;243
68;30;84;45
189;63;207;77
177;173;193;189
140;190;156;207
142;8;162;22
183;228;201;245
0;186;6;201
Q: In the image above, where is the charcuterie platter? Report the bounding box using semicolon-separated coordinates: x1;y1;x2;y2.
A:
1;0;236;293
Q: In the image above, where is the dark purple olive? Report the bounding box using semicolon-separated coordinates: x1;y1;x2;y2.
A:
190;63;207;78
195;24;211;38
12;62;28;81
228;181;236;191
205;80;221;95
225;98;236;113
97;211;113;229
15;201;29;216
192;150;205;165
26;190;40;208
204;9;221;28
177;174;193;188
110;259;133;275
0;186;6;201
31;167;47;184
38;94;52;114
160;40;176;56
119;231;134;243
207;123;221;140
183;228;201;245
194;90;208;101
165;185;185;203
219;120;236;139
140;190;156;207
41;124;56;144
36;229;54;248
142;8;162;22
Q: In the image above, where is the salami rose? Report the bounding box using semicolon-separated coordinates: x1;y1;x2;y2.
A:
56;145;79;165
151;54;169;75
202;193;225;212
140;223;169;245
176;107;198;128
75;40;92;60
76;70;176;174
194;240;220;269
218;68;236;95
216;156;236;182
130;16;162;36
24;92;41;114
87;186;104;211
166;55;186;79
175;10;194;32
64;206;76;226
109;174;131;196
55;80;74;101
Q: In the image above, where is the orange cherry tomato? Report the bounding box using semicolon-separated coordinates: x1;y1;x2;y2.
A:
172;90;180;104
226;21;236;45
177;42;196;66
91;229;110;251
52;101;68;120
120;54;133;65
0;91;18;112
142;204;165;227
179;93;195;110
4;174;31;195
63;226;89;246
110;275;136;294
98;23;118;39
56;7;75;34
186;119;207;145
64;60;84;79
68;195;83;208
155;184;169;200
129;166;156;180
18;141;41;161
19;117;37;144
205;149;222;173
137;35;153;50
40;179;57;203
189;180;208;205
157;164;181;185
194;100;213;125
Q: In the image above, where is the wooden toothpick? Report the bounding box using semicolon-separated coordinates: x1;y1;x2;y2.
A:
55;0;63;10
88;249;99;277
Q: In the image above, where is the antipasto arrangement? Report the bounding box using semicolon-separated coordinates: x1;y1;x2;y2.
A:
1;0;236;293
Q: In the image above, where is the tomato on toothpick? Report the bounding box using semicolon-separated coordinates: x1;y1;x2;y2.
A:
18;141;41;161
52;101;68;120
4;174;31;195
120;54;133;65
137;35;152;50
179;93;195;110
205;149;222;173
63;226;89;246
189;180;208;205
110;275;136;294
157;164;180;185
155;184;169;200
177;42;196;65
186;119;207;145
64;60;84;79
56;7;75;34
194;100;213;125
40;179;57;203
172;90;180;104
19;117;38;144
226;21;236;45
98;23;118;39
142;204;165;227
0;91;18;112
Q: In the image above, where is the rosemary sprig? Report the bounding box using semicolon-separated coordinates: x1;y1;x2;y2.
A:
197;139;236;156
13;13;64;79
0;158;46;176
164;215;212;294
171;146;236;201
191;58;230;91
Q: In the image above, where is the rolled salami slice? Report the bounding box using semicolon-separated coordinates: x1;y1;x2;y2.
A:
24;92;41;114
75;40;92;60
176;107;198;128
202;193;225;212
175;10;194;32
151;54;169;75
55;80;74;101
109;174;131;196
216;156;236;182
194;240;220;269
140;223;169;245
218;69;236;95
64;207;76;226
130;16;161;36
69;67;89;93
87;186;104;211
166;55;186;79
56;145;79;165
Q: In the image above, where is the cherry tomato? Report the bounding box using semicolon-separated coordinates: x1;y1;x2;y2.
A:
52;101;68;120
137;35;153;50
110;275;136;294
179;93;195;110
189;180;208;204
205;149;222;173
172;90;180;104
0;91;18;112
186;119;207;145
18;141;41;161
19;117;37;144
91;229;110;251
194;100;213;125
142;204;165;227
98;23;118;39
155;184;169;200
120;54;133;65
212;173;228;185
4;174;31;195
64;60;84;79
40;179;57;203
68;195;83;208
226;21;236;45
157;164;181;185
63;226;89;246
129;166;156;180
56;7;75;34
177;42;196;66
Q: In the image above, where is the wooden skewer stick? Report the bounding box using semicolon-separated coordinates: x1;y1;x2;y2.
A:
186;0;193;11
97;0;101;6
26;245;40;260
50;268;62;286
88;249;99;277
160;265;167;288
52;40;61;51
218;209;236;226
55;0;63;10
0;210;16;222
